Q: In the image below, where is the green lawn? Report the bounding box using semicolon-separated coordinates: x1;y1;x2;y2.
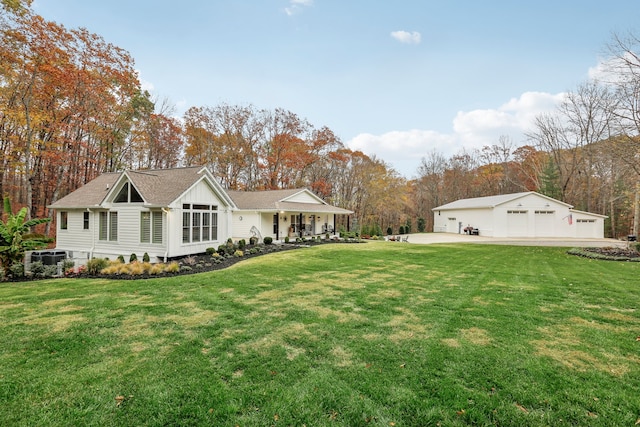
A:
1;242;639;426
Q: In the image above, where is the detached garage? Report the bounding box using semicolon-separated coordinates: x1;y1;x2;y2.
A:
432;192;606;238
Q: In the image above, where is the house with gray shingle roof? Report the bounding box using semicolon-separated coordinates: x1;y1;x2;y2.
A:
432;191;606;238
48;166;237;263
47;166;352;264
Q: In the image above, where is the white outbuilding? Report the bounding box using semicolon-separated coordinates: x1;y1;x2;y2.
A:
432;192;606;238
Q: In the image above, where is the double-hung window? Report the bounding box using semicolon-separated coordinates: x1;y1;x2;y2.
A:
182;204;218;243
141;211;163;244
60;212;68;230
99;211;118;241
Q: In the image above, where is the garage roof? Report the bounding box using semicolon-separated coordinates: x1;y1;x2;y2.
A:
432;192;573;211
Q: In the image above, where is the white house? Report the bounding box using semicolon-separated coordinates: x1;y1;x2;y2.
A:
227;188;353;242
48;166;237;263
48;167;353;265
432;192;606;238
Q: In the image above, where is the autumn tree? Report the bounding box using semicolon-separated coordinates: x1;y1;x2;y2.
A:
126;97;183;170
183;104;264;189
559;81;616;211
1;0;31;13
258;108;311;189
414;149;447;231
605;31;640;236
0;7;141;224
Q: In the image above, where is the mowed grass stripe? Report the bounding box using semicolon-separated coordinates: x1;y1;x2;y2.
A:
0;242;639;426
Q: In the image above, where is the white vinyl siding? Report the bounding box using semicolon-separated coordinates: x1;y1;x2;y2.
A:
51;168;235;260
53;210;95;253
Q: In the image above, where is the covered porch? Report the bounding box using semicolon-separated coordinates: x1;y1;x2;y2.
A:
245;209;349;242
228;188;354;242
280;212;337;240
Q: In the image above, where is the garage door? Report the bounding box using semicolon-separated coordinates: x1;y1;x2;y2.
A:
507;210;528;237
534;210;555;237
447;217;458;233
576;219;597;238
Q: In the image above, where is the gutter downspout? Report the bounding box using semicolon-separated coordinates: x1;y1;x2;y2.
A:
87;208;95;260
162;207;170;262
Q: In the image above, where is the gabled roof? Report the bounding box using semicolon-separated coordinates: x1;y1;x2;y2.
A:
48;173;120;209
227;188;353;214
432;192;573;211
49;166;236;209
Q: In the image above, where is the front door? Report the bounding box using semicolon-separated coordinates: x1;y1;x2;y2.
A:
273;214;279;238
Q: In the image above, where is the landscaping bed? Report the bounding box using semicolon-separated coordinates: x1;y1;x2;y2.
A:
567;245;640;261
62;238;364;280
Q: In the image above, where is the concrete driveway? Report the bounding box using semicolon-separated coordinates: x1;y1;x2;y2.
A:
402;233;627;248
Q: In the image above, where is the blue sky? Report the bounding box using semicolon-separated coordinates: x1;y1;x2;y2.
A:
34;0;640;178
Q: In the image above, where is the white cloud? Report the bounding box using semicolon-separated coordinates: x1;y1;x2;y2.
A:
390;30;421;45
453;91;565;136
136;69;155;93
285;0;313;16
346;91;565;178
587;54;640;85
347;130;456;178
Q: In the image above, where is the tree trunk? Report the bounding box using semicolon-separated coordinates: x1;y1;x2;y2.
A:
634;184;640;237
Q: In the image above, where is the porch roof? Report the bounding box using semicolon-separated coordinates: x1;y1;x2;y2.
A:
227;189;353;214
273;201;353;214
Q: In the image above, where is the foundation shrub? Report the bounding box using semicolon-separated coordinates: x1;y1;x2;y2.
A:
29;261;45;277
86;258;109;275
164;262;180;273
150;263;165;275
9;263;24;278
128;262;145;275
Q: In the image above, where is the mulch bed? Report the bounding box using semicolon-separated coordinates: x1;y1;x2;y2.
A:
568;246;640;261
62;239;363;281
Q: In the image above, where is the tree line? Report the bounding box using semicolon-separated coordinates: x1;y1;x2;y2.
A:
2;1;639;238
412;33;640;239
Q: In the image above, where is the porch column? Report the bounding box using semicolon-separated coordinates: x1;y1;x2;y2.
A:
299;213;303;238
